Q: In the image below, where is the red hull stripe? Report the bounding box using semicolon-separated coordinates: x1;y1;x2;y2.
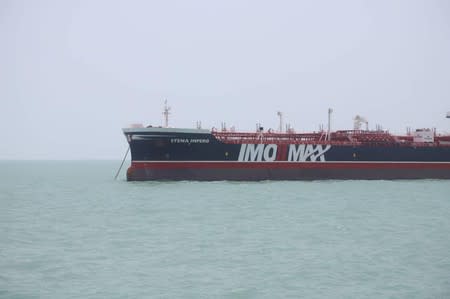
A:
131;161;450;170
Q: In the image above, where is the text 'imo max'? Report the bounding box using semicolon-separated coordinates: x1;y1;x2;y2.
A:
238;144;331;162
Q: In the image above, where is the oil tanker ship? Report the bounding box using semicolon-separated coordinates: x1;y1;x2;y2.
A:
122;107;450;181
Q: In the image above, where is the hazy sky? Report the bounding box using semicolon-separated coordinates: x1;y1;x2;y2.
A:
1;0;450;159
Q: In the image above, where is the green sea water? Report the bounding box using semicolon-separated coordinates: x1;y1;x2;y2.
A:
1;160;450;298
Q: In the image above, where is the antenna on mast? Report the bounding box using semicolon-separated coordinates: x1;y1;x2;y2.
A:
277;111;284;133
163;100;171;128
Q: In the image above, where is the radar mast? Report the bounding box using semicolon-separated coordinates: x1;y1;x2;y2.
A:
163;100;171;128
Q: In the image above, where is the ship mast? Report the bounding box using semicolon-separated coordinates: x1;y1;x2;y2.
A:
277;111;284;133
163;100;171;128
327;108;333;141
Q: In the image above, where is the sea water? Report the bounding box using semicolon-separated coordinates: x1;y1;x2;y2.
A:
1;160;450;298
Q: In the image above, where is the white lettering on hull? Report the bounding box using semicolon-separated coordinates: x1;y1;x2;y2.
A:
238;144;331;162
287;144;331;162
238;144;247;161
238;144;278;162
171;138;210;144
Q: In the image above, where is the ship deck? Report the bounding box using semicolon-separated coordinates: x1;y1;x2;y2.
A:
212;130;450;147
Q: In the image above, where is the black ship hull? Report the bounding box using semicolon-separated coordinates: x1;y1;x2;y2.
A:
123;127;450;181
